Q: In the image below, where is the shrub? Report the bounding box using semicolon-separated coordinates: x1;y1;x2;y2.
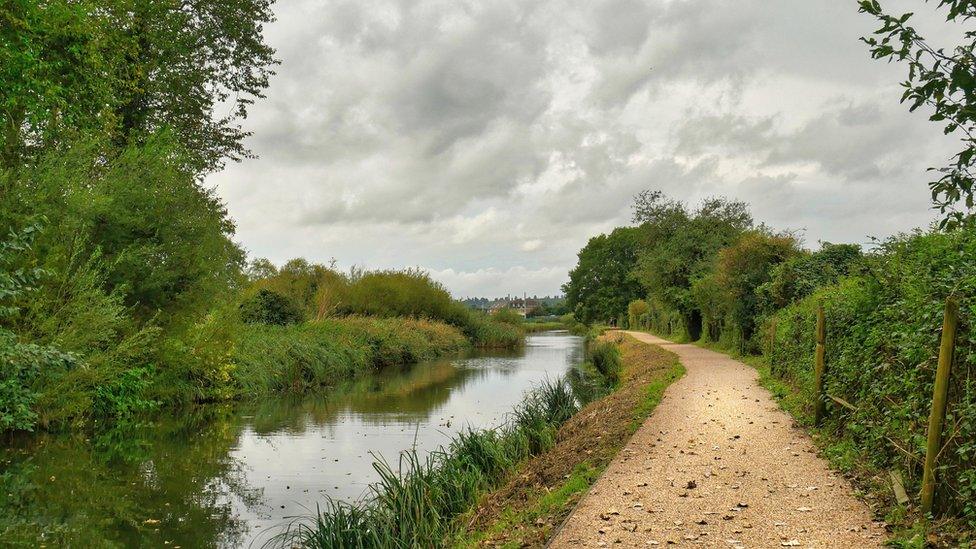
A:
627;299;649;329
0;329;76;431
342;269;469;325
240;289;304;325
768;229;976;527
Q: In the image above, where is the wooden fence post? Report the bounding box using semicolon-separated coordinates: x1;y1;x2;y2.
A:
920;297;959;515
814;303;826;426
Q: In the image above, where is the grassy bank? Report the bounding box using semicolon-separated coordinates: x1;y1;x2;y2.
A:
229;317;470;397
1;235;523;432
270;334;669;548
457;332;684;547
273;380;607;548
29;315;473;429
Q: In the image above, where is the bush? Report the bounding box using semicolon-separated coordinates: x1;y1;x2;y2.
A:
627;299;649;330
341;269;469;325
768;229;976;527
239;289;304;325
0;329;77;431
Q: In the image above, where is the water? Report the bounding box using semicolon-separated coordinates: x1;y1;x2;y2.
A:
0;331;584;548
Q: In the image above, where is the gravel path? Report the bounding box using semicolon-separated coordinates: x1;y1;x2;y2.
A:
549;332;886;548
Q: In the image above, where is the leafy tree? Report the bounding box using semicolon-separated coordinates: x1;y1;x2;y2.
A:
110;0;278;173
859;0;976;227
706;230;801;344
632;191;752;339
245;258;278;282
5;134;244;323
563;227;643;325
0;1;128;168
1;0;278;173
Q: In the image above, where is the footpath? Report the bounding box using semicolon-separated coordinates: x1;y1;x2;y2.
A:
549;332;886;548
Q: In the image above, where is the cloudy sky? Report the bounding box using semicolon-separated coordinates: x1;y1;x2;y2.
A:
209;0;956;298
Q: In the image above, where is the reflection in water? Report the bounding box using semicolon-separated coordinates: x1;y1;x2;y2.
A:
0;332;583;548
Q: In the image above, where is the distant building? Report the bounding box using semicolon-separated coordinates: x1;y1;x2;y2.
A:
488;297;540;317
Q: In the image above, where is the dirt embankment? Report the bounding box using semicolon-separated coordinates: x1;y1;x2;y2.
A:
462;332;683;547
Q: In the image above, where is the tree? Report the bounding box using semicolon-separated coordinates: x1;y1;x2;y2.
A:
632;191;752;339
0;1;127;167
1;0;278;173
563;227;643;325
707;230;800;343
245;258;278;282
111;0;279;174
6;134;245;322
859;0;976;227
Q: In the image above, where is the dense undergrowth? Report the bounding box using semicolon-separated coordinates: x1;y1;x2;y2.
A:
763;230;976;540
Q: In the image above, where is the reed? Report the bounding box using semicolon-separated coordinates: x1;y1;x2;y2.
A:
269;367;613;548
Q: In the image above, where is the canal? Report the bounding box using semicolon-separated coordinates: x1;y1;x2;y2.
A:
0;331;584;547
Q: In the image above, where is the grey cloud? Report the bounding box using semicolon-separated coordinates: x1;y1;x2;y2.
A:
766;101;935;181
674;113;778;157
210;0;955;297
587;0;653;56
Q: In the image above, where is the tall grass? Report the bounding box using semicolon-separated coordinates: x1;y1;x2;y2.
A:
231;317;469;396
270;371;611;548
461;312;524;348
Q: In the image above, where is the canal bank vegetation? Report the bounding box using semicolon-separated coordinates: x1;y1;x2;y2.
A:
563;190;976;541
276;374;602;547
272;332;682;548
0;216;520;431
